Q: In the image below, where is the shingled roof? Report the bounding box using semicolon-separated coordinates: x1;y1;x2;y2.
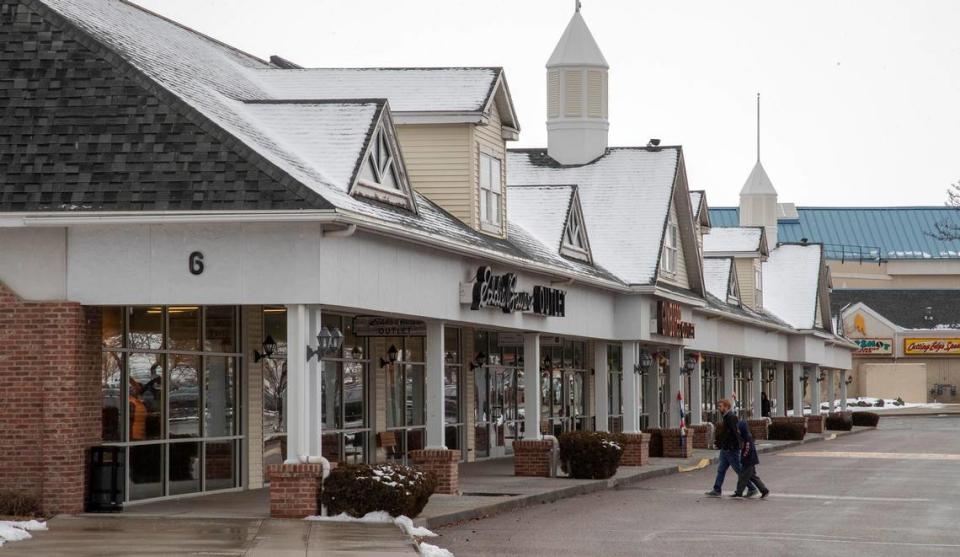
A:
832;289;960;330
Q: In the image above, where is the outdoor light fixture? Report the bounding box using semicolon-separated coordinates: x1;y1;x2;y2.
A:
254;335;278;363
635;349;653;373
468;352;487;371
306;327;344;361
800;372;810;385
542;355;553;370
844;375;854;386
379;344;400;368
683;355;697;374
816;371;827;383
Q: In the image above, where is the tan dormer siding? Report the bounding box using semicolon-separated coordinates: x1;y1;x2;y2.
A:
395;123;473;224
658;202;690;289
472;101;507;237
734;257;762;310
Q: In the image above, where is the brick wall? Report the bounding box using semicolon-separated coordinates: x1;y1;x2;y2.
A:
658;428;692;459
619;432;650;466
266;463;323;519
409;449;458;495
0;281;101;514
513;439;553;477
806;414;825;434
642;428;664;458
689;424;714;449
747;418;770;441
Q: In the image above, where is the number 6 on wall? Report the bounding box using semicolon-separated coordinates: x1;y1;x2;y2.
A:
189;251;205;275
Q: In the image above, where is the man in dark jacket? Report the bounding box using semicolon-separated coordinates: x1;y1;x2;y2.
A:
761;392;772;418
705;399;747;497
733;420;770;498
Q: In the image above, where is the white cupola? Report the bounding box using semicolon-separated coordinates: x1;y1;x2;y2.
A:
546;3;609;165
739;160;779;248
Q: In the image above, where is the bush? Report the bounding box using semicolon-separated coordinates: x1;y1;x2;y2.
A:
768;422;805;441
321;463;436;518
894;397;905;406
557;431;623;479
874;398;886;407
852;412;880;427
825;413;853;431
0;490;42;518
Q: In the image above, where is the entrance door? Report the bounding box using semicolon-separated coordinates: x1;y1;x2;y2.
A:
475;364;519;458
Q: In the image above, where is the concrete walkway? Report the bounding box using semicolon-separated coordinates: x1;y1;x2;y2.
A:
415;426;875;529
12;515;419;556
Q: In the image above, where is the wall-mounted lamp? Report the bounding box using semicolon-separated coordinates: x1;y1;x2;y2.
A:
800;372;810;385
468;352;487;371
307;326;344;361
635;349;653;374
542;355;553;370
379;344;399;368
254;335;278;363
816;371;827;383
844;375;854;386
682;355;697;374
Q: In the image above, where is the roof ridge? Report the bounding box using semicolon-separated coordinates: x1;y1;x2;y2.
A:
242;98;388;105
259;66;503;72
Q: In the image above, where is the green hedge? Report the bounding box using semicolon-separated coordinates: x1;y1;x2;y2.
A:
852;412;880;427
321;463;436;518
768;422;805;441
558;431;624;479
825;413;853;431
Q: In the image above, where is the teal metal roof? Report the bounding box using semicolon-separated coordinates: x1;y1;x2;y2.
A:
708;207;960;260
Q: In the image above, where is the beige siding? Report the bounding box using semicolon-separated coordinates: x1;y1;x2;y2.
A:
395;124;473;224
547;71;561;118
659;202;690;289
473;102;507;237
735;258;759;310
244;306;264;488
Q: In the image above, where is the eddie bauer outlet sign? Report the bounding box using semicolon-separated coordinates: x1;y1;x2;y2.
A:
657;300;695;339
461;266;566;317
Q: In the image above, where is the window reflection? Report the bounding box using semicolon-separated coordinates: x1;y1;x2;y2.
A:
205;357;235;437
204;306;236;353
168;307;200;352
168;354;199;438
128;307;163;350
169;442;200;495
102;352;123;441
128;353;163;441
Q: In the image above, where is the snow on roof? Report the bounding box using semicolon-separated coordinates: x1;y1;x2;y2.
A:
703;258;733;300
240;101;380;192
547;11;609;68
703;227;763;253
506;185;575;252
740;160;777;195
508;148;679;285
763;244;823;329
253;68;499;113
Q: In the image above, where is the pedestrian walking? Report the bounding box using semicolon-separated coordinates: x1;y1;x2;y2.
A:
761;392;771;418
704;399;750;497
732;419;770;499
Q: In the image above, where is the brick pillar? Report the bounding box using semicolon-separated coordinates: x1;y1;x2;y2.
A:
771;416;808;436
513;439;554;477
806;414;825;434
409;449;459;495
642;428;664;457
267;463;323;519
747;418;770;440
618;432;651;466
659;428;692;459
689;423;714;449
0;281;101;515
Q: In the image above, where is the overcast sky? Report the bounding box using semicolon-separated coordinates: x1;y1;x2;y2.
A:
134;0;960;208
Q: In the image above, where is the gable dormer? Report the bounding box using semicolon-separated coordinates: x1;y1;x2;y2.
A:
657;155;705;296
350;105;418;212
560;188;592;263
702;226;769;311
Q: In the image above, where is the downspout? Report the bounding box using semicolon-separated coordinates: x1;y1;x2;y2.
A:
322;223;357;238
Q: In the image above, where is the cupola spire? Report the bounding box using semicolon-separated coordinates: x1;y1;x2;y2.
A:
546;4;609;165
739;92;779;247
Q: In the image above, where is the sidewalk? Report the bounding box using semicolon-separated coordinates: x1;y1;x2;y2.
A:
415;426;875;529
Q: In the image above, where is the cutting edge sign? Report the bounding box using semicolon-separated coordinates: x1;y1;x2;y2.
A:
460;266;566;317
853;338;893;355
904;338;960;356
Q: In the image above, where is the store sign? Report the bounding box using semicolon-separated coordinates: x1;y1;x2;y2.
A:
657;300;695;339
461;266;566;317
354;316;426;337
904;338;960;355
853;338;893;355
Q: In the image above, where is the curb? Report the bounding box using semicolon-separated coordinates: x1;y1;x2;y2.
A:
421;426;876;529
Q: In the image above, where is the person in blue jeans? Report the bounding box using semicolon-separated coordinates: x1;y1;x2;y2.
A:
732;419;770;498
704;399;754;497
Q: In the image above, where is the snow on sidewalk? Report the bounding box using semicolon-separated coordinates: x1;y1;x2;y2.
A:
0;520;47;548
306;511;453;555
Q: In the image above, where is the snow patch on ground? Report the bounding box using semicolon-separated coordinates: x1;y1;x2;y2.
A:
419;542;455;557
0;520;47;548
305;511;438;537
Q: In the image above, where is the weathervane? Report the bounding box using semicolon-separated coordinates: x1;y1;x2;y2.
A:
576;0;582;12
756;92;761;162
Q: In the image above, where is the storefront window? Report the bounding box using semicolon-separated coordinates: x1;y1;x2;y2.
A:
100;306;241;502
607;344;623;433
701;355;722;424
444;327;463;453
473;331;523;458
541;339;590;435
262;307;287;469
317;313;369;465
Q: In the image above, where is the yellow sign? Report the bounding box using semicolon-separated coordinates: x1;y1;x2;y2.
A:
904;338;960;356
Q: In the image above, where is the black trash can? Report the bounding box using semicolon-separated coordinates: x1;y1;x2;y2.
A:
87;446;124;512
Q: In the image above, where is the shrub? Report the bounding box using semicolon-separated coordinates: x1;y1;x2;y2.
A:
321;463;436;518
825;413;853;431
768;422;805;441
0;490;42;518
894;397;905;406
874;399;886;407
852;412;880;427
558;431;624;479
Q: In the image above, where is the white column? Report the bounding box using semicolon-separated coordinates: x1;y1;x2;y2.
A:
593;342;609;432
722;356;735;400
644;351;661;428
826;369;837;414
792;363;804;417
667;347;683;427
839;370;849;412
689;354;703;426
306;305;322;457
774;362;786;417
622;342;640;433
523;333;541;440
810;365;822;415
751;359;763;419
425;320;446;448
285;304;309;463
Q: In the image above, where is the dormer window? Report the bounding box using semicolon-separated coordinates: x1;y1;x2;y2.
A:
755;267;763;308
561;194;591;262
663;216;679;275
480;153;502;230
359;127;400;192
351;117;416;211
